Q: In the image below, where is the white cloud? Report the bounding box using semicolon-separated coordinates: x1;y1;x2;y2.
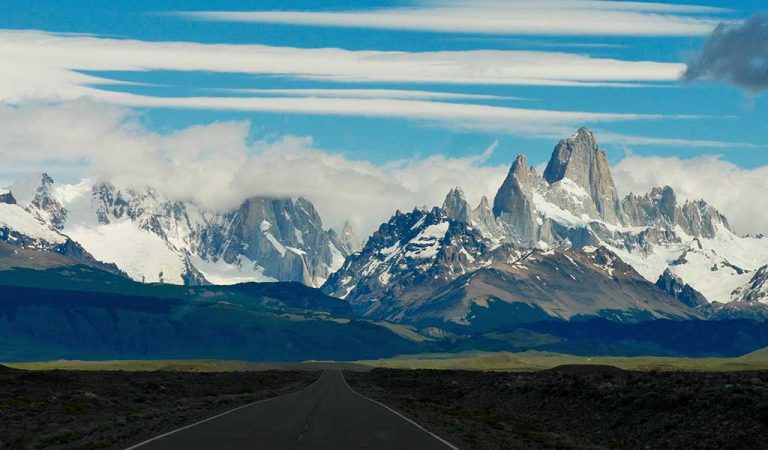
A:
1;101;763;237
0;28;684;107
613;154;768;235
0;100;506;235
596;130;758;148
101;90;689;138
177;0;725;36
2;29;738;147
216;88;524;101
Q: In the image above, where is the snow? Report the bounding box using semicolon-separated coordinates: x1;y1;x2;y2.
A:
410;215;426;230
607;226;768;303
65;220;185;283
405;222;449;259
264;232;286;256
8;173;44;207
459;247;476;263
563;253;579;267
259;220;272;232
380;242;400;256
328;242;346;273
533;192;590;229
189;254;276;285
551;178;589;203
286;246;306;255
0;203;67;244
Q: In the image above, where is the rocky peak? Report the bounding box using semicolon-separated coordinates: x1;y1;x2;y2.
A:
622;185;730;238
331;220;363;255
733;265;768;303
655;268;708;308
322;205;488;312
442;187;472;224
341;220;363;253
623;186;678;227
21;173;68;229
493;154;539;244
542;127;622;224
0;189;16;205
680;199;730;238
476;195;491;212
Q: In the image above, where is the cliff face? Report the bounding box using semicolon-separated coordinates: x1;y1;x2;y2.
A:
542;127;623;224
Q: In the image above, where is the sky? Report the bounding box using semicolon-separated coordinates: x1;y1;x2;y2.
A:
0;0;766;235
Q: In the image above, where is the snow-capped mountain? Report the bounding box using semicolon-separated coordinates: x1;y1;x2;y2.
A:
323;196;700;326
2;175;354;286
488;128;768;306
323;205;489;314
324;127;768;325
0;186;124;274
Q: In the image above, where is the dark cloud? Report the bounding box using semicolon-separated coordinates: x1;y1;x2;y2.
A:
683;14;768;93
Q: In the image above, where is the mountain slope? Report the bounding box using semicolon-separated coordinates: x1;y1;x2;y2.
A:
4;175;353;286
326;127;767;326
0;265;424;361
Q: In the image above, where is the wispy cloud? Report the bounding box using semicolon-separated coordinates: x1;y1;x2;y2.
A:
596;131;760;148
98;90;706;140
0;28;684;106
0;29;745;148
213;88;526;101
176;0;726;36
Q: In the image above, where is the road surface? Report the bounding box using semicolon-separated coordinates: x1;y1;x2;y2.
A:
127;370;456;450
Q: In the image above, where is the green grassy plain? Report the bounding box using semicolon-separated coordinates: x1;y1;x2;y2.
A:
356;347;768;372
5;347;768;373
2;359;370;372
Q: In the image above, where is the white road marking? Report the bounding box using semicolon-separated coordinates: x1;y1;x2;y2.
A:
124;374;324;449
340;371;460;450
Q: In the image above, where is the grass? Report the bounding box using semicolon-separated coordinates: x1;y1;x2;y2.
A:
6;347;768;372
355;347;768;372
2;359;369;372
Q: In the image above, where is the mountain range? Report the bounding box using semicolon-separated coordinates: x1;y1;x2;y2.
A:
2;127;768;331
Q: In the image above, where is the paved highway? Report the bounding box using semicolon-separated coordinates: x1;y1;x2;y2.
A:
127;370;456;449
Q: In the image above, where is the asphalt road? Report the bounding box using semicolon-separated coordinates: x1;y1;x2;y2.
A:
127;370;456;450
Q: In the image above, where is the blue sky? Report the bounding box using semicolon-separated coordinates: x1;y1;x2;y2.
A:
0;0;766;233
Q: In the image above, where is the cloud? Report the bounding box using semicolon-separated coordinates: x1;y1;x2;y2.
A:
176;0;724;36
613;154;768;235
2;29;735;146
215;88;525;101
683;14;768;93
0;100;507;235
595;130;758;148
1;101;762;237
0;28;684;106
101;90;693;139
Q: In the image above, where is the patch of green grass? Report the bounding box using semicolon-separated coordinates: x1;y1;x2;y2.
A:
356;347;768;372
1;359;371;372
8;347;768;373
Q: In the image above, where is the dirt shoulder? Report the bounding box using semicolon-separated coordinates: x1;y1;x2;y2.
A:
0;365;318;449
345;366;768;450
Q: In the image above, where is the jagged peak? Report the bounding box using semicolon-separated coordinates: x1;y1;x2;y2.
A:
543;128;602;185
476;195;491;211
570;126;597;143
508;153;530;177
39;172;54;186
541;128;622;224
443;186;472;224
443;186;467;203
